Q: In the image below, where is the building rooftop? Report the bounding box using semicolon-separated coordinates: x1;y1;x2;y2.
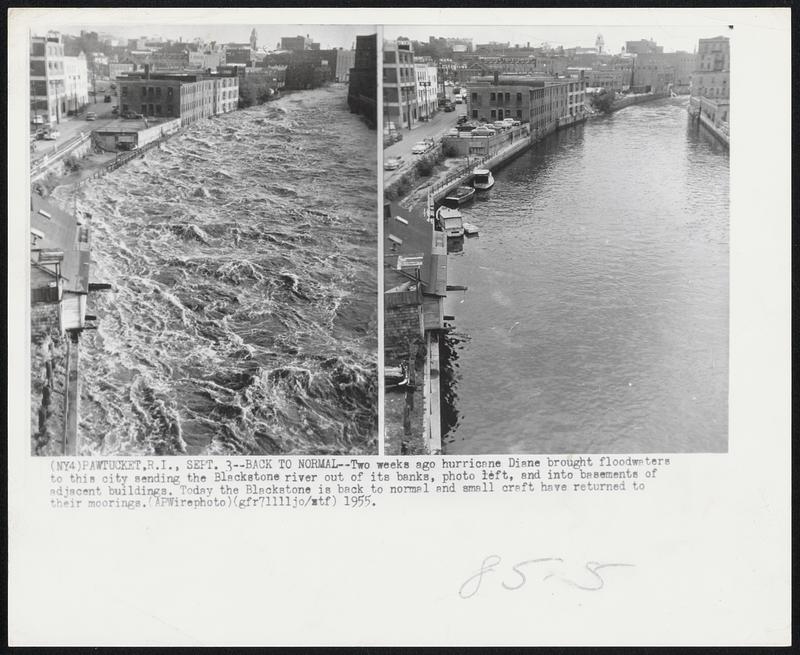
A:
384;201;448;297
93;117;175;133
30;196;90;295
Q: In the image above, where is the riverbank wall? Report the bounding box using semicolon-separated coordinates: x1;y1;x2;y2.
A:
690;109;730;147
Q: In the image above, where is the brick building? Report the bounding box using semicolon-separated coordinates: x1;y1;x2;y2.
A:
118;68;238;125
466;74;586;129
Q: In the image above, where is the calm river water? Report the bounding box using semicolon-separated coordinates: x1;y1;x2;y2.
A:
442;98;729;454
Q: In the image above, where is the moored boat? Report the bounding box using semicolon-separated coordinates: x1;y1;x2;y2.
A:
473;168;495;191
435;206;465;239
444;185;476;206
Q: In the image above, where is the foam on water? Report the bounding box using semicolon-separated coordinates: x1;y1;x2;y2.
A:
53;87;377;455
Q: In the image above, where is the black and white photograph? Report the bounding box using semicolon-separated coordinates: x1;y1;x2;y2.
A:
28;18;379;456
383;25;730;456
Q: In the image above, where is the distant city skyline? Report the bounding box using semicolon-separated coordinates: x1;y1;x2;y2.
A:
47;24;374;51
383;25;732;54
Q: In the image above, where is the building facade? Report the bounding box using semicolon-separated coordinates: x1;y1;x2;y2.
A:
632;52;677;94
118;69;238;125
383;38;418;130
335;49;355;83
30;32;65;124
109;61;135;79
625;39;663;55
281;35;315;52
466;75;586;130
63;53;89;115
690;36;730;136
415;61;438;120
348;33;377;127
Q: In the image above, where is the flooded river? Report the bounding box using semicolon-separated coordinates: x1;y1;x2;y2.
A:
442;99;729;454
53;86;378;456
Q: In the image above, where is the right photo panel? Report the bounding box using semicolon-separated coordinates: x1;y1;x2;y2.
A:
383;26;729;456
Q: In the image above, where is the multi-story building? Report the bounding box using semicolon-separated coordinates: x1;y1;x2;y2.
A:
414;60;438;120
109;61;135;79
670;51;697;94
63;53;89;115
30;31;65;124
690;36;730;136
118;68;238;125
149;47;190;71
625;39;663;55
189;50;222;70
224;46;254;66
281;35;316;52
90;51;109;70
632;52;677;94
383;38;418;130
466;74;585;131
348;33;377;127
335;49;355;83
569;66;625;92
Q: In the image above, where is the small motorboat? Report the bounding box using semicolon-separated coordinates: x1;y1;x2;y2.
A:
435;205;464;239
463;222;480;236
444;185;476;205
473;168;495;191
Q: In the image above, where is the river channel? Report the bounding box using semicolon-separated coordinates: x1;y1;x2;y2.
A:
442;98;729;454
53;86;378;456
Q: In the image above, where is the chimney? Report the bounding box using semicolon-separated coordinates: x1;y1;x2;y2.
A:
144;63;150;79
493;71;499;86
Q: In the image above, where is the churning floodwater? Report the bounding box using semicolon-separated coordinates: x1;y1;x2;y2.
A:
53;86;377;456
442;98;729;454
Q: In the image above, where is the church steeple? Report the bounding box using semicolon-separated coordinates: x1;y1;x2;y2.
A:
250;28;257;51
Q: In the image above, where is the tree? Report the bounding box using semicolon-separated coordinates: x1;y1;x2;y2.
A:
590;88;616;113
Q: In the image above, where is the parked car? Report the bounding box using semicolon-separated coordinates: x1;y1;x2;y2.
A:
492;120;507;131
502;118;516;127
42;130;60;140
457;123;476;132
384;156;404;171
411;139;435;155
456;115;468;125
446;128;460;137
121;110;143;119
103;95;112;103
443;104;456;112
112;106;119;115
86;111;97;121
31;115;45;125
471;126;496;137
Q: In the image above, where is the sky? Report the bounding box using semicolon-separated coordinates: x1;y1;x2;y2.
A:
384;25;732;54
27;8;735;54
50;24;374;51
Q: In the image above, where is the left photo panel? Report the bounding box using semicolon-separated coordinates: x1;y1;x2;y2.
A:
27;21;379;456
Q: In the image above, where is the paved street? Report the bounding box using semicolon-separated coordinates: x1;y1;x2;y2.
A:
31;79;119;160
383;90;468;184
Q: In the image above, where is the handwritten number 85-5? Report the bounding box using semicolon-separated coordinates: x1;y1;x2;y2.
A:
459;555;635;599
